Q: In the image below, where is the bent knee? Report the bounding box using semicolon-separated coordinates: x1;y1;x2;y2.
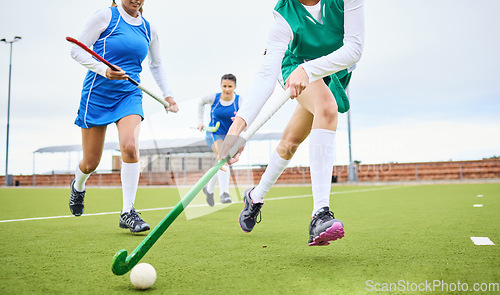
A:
316;102;338;123
277;138;301;159
80;160;99;174
121;143;139;161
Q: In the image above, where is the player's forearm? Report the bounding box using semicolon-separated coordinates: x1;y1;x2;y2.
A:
149;64;174;98
237;71;279;127
227;116;247;137
197;94;215;125
70;47;108;77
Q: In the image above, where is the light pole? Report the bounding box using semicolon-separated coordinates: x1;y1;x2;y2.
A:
1;36;22;186
346;88;358;182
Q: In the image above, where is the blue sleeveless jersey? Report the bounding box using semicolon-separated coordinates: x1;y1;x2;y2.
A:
75;7;151;128
205;93;239;147
209;93;240;136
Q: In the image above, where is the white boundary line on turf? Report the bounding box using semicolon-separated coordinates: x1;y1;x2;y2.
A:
470;237;495;245
470;193;495;246
0;186;403;223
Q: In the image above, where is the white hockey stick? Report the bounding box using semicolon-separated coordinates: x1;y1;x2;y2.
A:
228;88;291;157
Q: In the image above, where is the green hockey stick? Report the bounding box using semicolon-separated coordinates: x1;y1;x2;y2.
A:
111;158;227;275
111;89;291;275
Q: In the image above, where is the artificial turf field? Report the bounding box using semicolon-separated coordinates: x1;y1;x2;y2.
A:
0;183;499;294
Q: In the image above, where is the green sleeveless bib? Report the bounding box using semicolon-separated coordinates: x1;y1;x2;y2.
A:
275;0;351;113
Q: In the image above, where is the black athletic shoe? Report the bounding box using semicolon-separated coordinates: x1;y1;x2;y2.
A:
119;208;150;233
220;192;232;204
308;206;345;246
238;188;263;233
203;186;215;207
69;178;85;216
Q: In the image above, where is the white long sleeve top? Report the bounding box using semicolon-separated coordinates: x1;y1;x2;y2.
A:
70;5;174;98
237;0;364;126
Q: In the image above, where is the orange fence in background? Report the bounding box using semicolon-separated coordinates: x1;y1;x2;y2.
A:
2;159;499;187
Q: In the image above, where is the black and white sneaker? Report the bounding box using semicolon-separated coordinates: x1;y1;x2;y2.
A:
119;208;150;233
69;178;85;216
238;188;263;233
308;206;344;246
220;192;232;204
203;186;214;207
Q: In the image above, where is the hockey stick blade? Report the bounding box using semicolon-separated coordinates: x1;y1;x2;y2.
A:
205;121;220;132
111;157;228;275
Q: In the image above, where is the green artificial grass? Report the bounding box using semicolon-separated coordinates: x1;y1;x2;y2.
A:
0;183;498;294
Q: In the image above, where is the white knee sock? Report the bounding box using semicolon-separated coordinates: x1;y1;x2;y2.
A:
121;161;140;213
252;150;290;203
218;166;230;195
74;165;91;192
309;129;336;216
206;174;217;194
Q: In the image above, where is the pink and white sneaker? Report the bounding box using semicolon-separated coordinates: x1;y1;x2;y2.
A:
308;207;345;246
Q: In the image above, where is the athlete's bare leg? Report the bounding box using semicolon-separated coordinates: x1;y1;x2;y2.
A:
79;126;107;173
277;79;337;160
116;115;142;163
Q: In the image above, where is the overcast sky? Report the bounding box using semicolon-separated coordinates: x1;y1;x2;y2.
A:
0;0;499;175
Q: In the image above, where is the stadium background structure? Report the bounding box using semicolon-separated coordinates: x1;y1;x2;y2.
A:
8;116;498;187
1;132;498;187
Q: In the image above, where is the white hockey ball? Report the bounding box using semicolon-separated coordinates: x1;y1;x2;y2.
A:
130;263;156;289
